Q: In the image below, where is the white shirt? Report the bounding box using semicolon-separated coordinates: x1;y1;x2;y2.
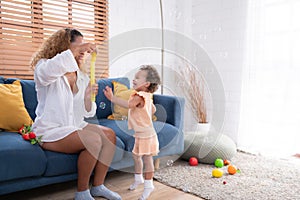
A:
32;49;96;142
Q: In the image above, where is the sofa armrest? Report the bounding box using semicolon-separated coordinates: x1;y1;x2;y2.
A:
153;94;185;130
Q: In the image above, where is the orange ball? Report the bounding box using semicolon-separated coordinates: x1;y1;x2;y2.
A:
227;165;237;175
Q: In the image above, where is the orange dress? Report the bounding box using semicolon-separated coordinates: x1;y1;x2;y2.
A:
128;91;159;156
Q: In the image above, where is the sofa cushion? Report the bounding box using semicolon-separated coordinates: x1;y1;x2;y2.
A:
0;80;33;131
98;119;180;152
0;132;47;182
113;136;125;163
43;135;125;177
95;77;130;119
43;151;78;177
4;79;37;120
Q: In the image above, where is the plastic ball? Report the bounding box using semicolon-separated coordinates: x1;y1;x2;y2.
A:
99;102;106;109
214;158;224;168
212;168;223;178
227;165;237;175
223;159;230;166
189;157;198;166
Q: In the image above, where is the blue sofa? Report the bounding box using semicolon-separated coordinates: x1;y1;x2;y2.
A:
0;76;184;195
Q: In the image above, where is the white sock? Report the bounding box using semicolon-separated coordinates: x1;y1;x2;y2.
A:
90;184;121;200
74;189;94;200
129;173;144;190
139;179;154;200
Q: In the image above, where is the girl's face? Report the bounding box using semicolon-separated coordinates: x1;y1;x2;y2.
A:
72;36;84;66
132;70;150;92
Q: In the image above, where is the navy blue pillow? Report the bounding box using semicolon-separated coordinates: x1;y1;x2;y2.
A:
0;77;4;84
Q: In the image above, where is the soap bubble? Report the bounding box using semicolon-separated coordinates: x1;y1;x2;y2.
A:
182;184;190;193
99;102;106;109
166;160;174;167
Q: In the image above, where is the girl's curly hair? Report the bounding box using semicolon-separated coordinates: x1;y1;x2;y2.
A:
30;28;83;69
140;65;161;93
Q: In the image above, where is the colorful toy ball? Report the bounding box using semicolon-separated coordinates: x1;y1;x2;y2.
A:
214;158;224;168
189;157;198;166
223;159;230;166
212;168;223;178
227;164;237;175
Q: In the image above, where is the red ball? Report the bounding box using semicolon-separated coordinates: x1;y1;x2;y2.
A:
189;157;198;166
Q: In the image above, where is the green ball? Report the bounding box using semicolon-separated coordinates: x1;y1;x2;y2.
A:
214;158;224;168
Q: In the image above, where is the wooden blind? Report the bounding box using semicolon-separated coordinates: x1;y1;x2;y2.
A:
0;0;108;80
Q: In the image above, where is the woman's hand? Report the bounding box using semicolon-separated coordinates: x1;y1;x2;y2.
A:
84;83;98;111
85;83;99;99
103;86;113;101
70;43;96;57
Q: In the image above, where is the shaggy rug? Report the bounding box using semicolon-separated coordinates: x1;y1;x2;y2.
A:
154;151;300;200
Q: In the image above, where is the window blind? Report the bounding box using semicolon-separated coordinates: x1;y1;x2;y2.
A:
0;0;108;79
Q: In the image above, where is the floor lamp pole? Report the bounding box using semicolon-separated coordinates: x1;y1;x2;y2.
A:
159;0;164;95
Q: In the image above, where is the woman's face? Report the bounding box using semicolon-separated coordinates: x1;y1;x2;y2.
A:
72;36;84;66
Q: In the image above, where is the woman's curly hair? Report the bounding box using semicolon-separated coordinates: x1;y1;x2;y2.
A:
140;65;161;93
30;28;82;69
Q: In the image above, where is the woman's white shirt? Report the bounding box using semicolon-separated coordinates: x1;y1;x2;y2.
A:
32;49;96;142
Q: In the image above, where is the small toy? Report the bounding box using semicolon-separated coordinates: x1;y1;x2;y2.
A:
223;159;230;166
214;158;224;168
212;168;223;178
189;157;198;166
227;164;238;175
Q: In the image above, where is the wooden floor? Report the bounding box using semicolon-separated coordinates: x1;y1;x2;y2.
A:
0;171;203;200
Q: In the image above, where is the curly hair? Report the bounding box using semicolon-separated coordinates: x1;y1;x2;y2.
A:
140;65;161;93
30;28;83;69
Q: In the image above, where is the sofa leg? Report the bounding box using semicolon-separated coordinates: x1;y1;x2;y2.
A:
154;158;160;170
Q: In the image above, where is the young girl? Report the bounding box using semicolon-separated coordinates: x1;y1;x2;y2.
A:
104;65;161;200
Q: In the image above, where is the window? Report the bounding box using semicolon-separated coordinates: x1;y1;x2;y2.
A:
0;0;108;79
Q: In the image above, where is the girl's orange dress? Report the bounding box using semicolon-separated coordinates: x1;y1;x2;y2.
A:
128;91;159;156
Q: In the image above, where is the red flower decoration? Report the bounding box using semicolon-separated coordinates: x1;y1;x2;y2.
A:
18;124;42;145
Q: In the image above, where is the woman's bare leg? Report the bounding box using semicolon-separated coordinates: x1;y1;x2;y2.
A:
41;128;102;191
83;124;117;186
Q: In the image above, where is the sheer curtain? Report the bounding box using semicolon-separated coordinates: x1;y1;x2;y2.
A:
238;0;300;157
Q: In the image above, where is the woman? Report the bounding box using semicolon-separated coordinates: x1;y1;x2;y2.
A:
31;28;121;200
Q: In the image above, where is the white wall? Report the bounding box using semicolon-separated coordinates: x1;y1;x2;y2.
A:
109;0;248;142
189;0;248;141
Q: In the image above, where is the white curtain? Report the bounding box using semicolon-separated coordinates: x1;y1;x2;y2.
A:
238;0;300;157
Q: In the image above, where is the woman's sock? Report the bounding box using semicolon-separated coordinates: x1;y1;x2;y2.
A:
74;189;94;200
129;173;144;190
139;179;154;200
90;184;122;200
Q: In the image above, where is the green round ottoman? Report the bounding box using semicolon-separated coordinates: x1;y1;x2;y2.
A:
181;131;237;164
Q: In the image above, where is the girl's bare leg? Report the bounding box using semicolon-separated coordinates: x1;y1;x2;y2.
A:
129;154;144;190
139;155;155;200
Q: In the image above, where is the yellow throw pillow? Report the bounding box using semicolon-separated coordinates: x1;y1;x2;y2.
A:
107;81;157;121
0;80;33;132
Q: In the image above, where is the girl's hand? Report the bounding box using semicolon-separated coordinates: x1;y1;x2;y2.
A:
103;86;113;101
70;43;96;57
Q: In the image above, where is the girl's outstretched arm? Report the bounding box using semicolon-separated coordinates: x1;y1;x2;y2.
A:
103;86;129;108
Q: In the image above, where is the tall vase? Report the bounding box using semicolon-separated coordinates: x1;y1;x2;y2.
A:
195;122;210;133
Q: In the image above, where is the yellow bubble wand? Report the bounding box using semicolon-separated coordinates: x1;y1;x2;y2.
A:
90;52;97;102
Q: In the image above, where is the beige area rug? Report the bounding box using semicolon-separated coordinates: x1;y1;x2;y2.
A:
154;151;300;200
